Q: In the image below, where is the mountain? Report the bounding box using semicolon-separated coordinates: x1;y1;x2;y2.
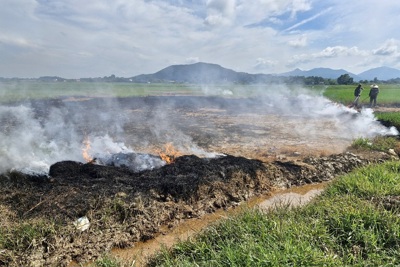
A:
131;62;273;84
357;66;400;81
131;63;364;84
280;67;360;80
2;62;400;83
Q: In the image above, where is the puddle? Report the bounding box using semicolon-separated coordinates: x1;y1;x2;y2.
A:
111;182;329;266
257;184;326;211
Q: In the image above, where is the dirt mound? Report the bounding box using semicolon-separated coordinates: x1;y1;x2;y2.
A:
0;150;395;266
1;154;270;266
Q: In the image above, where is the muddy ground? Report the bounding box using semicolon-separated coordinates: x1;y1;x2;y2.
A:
0;96;399;266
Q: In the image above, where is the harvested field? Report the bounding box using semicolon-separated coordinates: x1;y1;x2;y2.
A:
0;94;398;266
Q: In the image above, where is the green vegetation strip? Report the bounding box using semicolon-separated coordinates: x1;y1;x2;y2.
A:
322;84;400;105
0;81;265;103
1;82;399;104
143;161;400;267
352;136;399;152
376;112;400;130
0;82;202;102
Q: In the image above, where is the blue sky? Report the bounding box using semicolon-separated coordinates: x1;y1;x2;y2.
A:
1;0;400;78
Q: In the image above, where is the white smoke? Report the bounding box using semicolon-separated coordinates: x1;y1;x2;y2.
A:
200;85;233;96
254;86;398;139
0;84;397;176
0;104;133;175
0;105;78;174
88;134;133;159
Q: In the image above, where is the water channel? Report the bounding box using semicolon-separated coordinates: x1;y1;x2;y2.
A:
106;182;328;266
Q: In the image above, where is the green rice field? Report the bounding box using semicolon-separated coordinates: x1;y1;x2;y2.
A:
0;81;264;103
0;82;199;102
1;81;399;105
321;84;400;105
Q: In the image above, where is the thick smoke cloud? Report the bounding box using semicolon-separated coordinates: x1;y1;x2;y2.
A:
0;97;132;175
0;105;81;174
0;84;397;175
254;85;398;139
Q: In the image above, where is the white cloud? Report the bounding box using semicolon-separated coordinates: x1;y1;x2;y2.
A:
319;46;367;58
0;35;38;49
185;57;200;64
289;0;312;17
287;46;371;71
1;0;400;77
373;39;399;56
205;0;236;26
288;35;307;47
254;58;277;71
230;0;313;30
284;7;331;32
291;46;368;63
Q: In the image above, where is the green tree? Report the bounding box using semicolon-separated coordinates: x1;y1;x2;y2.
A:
337;74;354;85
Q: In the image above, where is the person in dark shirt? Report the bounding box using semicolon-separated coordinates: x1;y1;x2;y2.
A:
351;83;363;108
369;84;379;108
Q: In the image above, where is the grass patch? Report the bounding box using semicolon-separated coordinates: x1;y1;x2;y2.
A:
304;195;400;265
90;254;135;267
146;161;400;266
376;112;400;130
323;161;400;198
148;209;341;267
351;136;398;152
0;219;59;251
322;84;400;105
351;137;373;150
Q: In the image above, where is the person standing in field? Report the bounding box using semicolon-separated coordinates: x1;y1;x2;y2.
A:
369;84;379;108
351;83;363;108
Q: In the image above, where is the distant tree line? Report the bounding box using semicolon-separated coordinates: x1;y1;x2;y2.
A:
284;74;399;85
1;74;399;85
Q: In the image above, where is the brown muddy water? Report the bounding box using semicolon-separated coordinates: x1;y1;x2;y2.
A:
98;182;328;267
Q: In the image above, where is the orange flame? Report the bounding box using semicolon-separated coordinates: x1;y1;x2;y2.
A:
82;137;94;163
158;142;182;164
